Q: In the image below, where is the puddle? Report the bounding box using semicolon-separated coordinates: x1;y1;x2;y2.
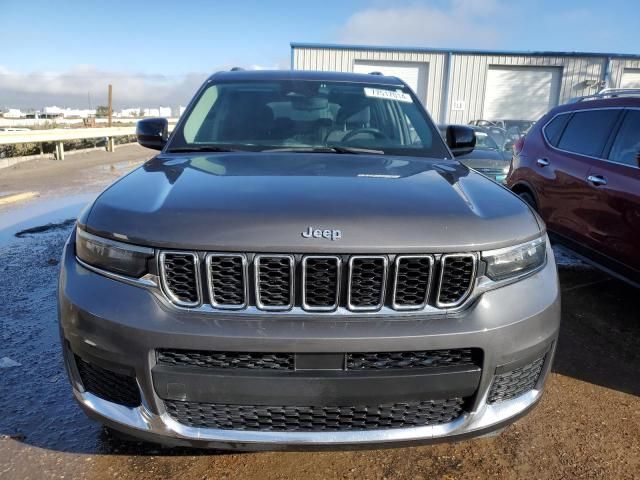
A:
15;219;77;238
0;193;97;247
96;160;142;174
552;244;593;269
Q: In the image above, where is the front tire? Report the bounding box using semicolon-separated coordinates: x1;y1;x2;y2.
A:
518;191;537;211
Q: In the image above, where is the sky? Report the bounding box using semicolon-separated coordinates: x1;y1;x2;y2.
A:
1;0;638;109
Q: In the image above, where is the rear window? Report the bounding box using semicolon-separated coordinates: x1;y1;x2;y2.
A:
543;113;570;146
556;109;621;157
608;110;640;167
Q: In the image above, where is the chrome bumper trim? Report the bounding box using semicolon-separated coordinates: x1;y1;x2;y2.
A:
73;387;542;446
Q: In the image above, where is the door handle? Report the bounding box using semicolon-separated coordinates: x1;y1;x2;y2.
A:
536;158;550;167
587;175;607;186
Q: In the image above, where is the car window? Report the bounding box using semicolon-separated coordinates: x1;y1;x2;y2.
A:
608;110;640;167
473;132;499;150
557;109;621;157
543;113;570;146
170;80;451;159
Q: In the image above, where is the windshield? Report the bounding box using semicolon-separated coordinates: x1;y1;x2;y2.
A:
168;79;451;158
473;131;500;151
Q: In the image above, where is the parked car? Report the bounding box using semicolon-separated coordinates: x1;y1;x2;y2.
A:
59;69;559;449
439;125;510;183
469;119;535;134
507;95;640;287
469;119;535;151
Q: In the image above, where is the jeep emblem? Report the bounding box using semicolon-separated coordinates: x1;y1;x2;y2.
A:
301;226;342;241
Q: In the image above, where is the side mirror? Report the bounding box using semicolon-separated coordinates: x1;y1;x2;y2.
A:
446;125;476;157
136;118;168;150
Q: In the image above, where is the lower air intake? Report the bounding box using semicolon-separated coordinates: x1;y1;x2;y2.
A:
75;356;141;408
487;356;545;404
165;398;465;431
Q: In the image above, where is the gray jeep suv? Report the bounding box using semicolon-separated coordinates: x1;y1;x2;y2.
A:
58;70;560;449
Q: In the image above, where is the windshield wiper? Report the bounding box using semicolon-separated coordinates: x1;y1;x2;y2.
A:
264;146;384;155
166;145;239;153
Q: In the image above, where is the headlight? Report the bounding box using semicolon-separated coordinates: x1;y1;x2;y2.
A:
75;228;154;277
482;236;546;281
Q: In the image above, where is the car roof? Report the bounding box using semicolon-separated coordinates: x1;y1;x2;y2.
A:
551;96;640;115
208;69;406;86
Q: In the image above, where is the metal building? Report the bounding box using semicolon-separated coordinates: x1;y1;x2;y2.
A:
291;43;640;124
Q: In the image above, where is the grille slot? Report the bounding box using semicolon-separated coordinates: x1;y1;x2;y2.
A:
392;255;434;310
165;398;465;431
75;356;141;407
348;256;388;311
255;255;295;310
347;349;477;370
157;350;294;370
302;256;341;311
160;252;200;306
437;254;476;307
487;357;545;404
206;254;247;309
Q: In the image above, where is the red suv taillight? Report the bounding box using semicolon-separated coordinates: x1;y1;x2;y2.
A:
513;136;525;156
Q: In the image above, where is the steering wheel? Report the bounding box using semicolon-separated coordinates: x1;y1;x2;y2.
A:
341;128;388;143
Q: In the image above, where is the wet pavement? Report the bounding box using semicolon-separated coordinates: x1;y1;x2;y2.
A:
0;149;639;479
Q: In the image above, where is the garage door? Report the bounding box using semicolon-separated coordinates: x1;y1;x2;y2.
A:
353;61;428;103
483;66;562;121
621;68;640;88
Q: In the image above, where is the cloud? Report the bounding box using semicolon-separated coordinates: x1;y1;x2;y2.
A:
0;64;279;110
338;1;503;49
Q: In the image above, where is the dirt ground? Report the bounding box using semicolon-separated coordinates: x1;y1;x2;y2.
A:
0;144;153;205
0;149;638;479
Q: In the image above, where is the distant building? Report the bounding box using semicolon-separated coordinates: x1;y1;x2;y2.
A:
118;108;142;118
43;106;96;118
292;42;640;123
143;108;160;117
2;108;23;118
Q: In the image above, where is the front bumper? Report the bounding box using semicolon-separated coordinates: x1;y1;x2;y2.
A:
58;238;560;450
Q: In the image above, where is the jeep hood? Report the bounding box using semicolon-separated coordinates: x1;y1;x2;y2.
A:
84;152;542;252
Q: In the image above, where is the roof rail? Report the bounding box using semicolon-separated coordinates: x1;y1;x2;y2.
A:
368;71;383;75
569;88;640;103
230;67;245;71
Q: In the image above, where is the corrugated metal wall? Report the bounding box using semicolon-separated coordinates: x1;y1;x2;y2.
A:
609;58;640;87
447;54;605;124
292;46;640;124
292;47;447;122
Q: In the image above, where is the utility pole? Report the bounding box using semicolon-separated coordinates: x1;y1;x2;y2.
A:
107;84;113;127
106;84;115;152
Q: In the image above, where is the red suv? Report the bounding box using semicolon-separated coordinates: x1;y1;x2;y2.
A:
507;94;640;287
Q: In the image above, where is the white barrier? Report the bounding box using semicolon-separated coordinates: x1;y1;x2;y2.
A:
0;125;173;160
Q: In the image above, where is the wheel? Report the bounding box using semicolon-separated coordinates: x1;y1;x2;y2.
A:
518;191;537;211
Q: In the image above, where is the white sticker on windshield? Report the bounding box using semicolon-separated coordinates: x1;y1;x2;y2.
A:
364;87;412;103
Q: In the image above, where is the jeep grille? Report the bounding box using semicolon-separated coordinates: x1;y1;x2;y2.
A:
159;252;477;313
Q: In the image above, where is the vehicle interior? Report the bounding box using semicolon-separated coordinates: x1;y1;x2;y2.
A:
174;80;451;158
